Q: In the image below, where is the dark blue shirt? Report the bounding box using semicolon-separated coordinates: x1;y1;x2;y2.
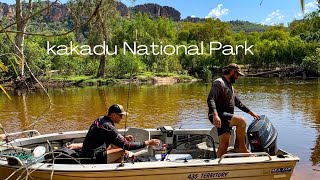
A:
81;116;145;158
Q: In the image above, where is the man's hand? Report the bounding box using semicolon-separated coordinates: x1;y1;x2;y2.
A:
213;113;221;128
145;139;160;147
125;135;134;142
249;111;261;120
66;143;83;150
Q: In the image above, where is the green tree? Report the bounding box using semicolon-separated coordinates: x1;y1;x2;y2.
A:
107;52;146;78
302;48;320;75
0;61;11;99
87;0;118;78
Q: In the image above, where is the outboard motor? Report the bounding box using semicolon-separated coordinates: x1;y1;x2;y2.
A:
247;115;278;155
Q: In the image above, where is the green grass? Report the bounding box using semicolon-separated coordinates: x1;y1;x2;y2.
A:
176;74;193;81
46;75;122;85
45;72;196;85
135;72;194;82
48;75;95;81
135;72;153;82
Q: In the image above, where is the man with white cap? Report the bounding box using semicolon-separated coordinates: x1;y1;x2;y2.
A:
81;104;160;163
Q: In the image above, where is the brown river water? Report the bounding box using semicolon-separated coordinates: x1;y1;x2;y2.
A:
0;77;319;179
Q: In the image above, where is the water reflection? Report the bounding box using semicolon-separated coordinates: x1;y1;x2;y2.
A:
0;77;320;177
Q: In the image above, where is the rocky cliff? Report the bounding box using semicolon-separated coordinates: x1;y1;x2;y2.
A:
0;2;69;22
131;3;180;21
0;2;15;19
116;1;129;17
0;2;180;22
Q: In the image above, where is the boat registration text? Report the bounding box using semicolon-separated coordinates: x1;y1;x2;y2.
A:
187;172;229;179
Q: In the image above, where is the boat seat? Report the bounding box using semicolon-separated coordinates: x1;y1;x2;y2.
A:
200;126;236;152
196;142;216;152
126;128;151;156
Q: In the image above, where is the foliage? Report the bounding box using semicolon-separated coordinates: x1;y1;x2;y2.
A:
290;9;320;37
107;51;146;78
0;61;8;74
0;61;11;100
229;20;270;33
302;48;320;74
1;2;320;81
24;40;54;76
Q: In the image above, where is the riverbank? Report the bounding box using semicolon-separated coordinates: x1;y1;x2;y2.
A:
1;72;199;90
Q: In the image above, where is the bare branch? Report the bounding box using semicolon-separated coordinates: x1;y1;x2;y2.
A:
27;0;33;16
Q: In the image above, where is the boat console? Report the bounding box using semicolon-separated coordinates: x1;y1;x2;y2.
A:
129;126;217;162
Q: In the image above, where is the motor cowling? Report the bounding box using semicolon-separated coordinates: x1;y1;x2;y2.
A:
247;115;278;155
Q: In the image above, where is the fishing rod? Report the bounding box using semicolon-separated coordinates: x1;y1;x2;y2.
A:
120;27;138;166
119;1;170;165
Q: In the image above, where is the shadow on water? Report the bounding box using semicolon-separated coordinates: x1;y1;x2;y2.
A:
0;77;320;178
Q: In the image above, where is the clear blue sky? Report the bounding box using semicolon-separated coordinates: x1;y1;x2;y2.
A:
3;0;319;25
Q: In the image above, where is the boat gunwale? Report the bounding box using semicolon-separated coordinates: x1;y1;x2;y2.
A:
0;156;299;172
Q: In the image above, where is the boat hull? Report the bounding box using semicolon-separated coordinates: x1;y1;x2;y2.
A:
0;128;299;180
1;159;297;180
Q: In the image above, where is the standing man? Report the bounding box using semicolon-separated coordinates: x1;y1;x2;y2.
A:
207;63;260;158
81;104;160;163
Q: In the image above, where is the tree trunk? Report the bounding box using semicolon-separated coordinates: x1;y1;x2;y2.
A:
96;54;106;78
15;0;27;78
